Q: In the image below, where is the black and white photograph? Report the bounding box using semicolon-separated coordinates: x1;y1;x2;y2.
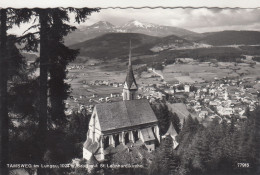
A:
0;0;260;175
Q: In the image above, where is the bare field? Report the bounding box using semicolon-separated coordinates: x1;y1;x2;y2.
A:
163;62;260;83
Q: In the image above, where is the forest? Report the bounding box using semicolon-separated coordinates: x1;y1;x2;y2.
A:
0;8;260;175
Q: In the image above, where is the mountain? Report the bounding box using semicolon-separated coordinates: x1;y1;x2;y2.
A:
69;33;160;59
64;20;197;46
121;20;196;37
198;31;260;46
69;33;194;60
90;21;115;29
64;21;117;45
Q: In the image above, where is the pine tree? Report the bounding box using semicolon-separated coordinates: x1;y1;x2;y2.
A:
0;8;33;174
192;129;210;174
30;8;50;175
170;112;181;134
48;8;78;128
0;8;9;175
152;103;181;136
151;103;170;135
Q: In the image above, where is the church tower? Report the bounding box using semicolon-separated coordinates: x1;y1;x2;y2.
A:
123;41;138;101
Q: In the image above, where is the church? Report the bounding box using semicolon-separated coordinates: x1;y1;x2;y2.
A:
83;44;161;162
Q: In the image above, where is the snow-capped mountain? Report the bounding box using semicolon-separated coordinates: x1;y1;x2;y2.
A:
121;20;196;37
64;20;197;45
89;21;115;29
122;20;157;29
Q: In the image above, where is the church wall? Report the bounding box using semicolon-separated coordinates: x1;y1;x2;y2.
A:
144;141;155;152
155;125;160;142
87;108;102;142
123;82;137;100
138;130;144;142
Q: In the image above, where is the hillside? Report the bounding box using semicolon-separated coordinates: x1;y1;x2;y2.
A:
64;21;116;46
70;33;160;59
69;32;196;60
69;30;260;63
151;35;194;52
198;31;260;46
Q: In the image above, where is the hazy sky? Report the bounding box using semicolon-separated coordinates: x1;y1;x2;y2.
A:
10;8;260;35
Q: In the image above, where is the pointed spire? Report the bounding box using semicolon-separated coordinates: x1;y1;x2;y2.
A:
125;40;137;90
129;40;132;66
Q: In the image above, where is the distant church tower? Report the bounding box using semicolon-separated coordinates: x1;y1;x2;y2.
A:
123;41;138;101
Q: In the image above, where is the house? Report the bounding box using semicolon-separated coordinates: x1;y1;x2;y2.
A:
184;85;190;92
162;122;179;149
110;93;121;98
199;111;208;119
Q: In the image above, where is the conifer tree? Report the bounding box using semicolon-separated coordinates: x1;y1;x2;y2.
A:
0;8;9;175
0;8;33;174
192;130;210;173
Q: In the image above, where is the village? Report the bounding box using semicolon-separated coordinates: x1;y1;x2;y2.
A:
65;60;260;127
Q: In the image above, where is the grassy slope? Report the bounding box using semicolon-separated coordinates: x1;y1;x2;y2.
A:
199;31;260;46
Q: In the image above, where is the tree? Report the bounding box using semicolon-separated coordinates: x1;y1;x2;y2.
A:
149;135;179;175
26;8;99;170
48;8;78;128
169;112;181;134
191;129;211;174
36;10;51;173
0;9;37;174
0;8;9;175
152;103;181;135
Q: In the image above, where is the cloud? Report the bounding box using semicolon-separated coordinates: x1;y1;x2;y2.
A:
9;8;260;35
81;8;260;33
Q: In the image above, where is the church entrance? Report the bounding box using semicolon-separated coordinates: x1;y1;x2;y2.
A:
124;132;129;145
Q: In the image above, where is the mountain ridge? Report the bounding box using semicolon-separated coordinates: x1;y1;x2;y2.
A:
64;20;197;46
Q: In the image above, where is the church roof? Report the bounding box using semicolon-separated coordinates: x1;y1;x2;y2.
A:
95;99;158;133
83;138;99;154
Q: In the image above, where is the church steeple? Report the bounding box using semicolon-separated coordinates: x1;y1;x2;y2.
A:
123;40;138;101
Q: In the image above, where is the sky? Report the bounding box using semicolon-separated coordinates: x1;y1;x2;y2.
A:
1;0;260;8
9;8;260;35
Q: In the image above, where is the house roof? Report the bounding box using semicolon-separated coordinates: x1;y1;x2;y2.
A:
141;127;155;142
163;122;178;138
95;99;158;133
162;123;178;148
